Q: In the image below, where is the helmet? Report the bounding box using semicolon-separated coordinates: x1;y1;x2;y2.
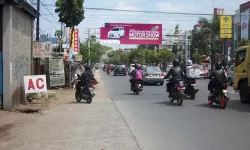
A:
84;65;91;71
134;64;138;69
187;60;192;66
173;59;180;67
215;61;222;70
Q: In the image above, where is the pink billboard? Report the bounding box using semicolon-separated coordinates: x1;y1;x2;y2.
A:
100;23;162;45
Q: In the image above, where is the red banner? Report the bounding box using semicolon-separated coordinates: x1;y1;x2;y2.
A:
100;23;162;45
74;29;79;53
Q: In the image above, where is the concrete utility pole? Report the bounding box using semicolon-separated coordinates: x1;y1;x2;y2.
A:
87;29;90;65
35;0;40;75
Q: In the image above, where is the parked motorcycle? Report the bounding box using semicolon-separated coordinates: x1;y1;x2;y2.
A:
75;74;97;104
208;83;229;109
132;80;143;95
184;78;199;99
107;69;110;75
167;78;185;106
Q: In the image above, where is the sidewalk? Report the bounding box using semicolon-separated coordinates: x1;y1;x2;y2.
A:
0;70;140;150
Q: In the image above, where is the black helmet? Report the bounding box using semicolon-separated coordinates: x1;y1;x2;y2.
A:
84;65;91;71
134;64;138;69
173;59;180;67
215;61;222;70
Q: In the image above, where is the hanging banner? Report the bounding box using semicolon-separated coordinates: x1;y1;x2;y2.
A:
241;11;249;40
49;57;65;87
70;28;79;54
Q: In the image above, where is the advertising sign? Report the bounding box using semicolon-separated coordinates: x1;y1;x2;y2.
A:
24;75;47;94
70;29;79;53
220;15;232;39
33;41;52;58
241;11;249;40
49;57;65;87
100;23;162;45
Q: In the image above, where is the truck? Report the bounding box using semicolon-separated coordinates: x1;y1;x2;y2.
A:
233;46;250;103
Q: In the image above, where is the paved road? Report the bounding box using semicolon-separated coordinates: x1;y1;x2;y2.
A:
101;71;250;150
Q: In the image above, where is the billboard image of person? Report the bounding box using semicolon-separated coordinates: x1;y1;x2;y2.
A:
100;23;162;45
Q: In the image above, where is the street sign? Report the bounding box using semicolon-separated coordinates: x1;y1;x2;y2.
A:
220;34;232;39
220;29;232;34
220;16;232;28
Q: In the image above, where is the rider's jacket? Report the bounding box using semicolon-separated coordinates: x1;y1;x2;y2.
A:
80;71;94;85
209;69;227;83
165;66;184;81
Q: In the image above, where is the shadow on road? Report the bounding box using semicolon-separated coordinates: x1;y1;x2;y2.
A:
143;83;163;86
154;101;181;106
194;103;222;109
226;99;250;113
67;101;88;104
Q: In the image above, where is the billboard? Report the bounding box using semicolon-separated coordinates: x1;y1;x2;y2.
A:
241;11;249;39
100;23;162;45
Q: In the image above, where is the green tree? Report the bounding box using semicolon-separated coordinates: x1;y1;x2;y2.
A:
191;16;221;69
55;0;85;47
158;48;175;61
238;38;250;47
192;48;201;64
55;29;63;37
172;24;180;55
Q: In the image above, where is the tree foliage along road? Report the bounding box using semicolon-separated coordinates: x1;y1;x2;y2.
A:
191;16;222;68
55;0;85;47
80;35;112;63
103;48;176;65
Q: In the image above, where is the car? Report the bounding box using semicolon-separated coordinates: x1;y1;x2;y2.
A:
114;64;126;76
108;27;125;39
227;64;234;86
142;66;165;85
193;64;209;79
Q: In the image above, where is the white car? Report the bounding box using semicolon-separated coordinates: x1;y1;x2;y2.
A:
108;27;125;39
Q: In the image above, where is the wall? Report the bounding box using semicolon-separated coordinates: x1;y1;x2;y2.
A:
2;5;33;110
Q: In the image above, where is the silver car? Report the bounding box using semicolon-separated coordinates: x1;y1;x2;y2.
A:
227;64;234;86
142;66;165;85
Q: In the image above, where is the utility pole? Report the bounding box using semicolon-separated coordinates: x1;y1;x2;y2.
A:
87;29;90;65
60;22;63;53
35;0;40;75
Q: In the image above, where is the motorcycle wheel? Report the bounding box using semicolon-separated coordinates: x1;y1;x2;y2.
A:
86;97;92;104
177;95;183;106
220;96;227;109
75;91;81;102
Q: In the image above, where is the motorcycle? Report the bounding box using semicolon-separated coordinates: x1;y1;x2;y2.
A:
208;83;229;109
103;68;107;72
184;78;199;99
167;78;185;106
132;80;143;95
75;74;97;104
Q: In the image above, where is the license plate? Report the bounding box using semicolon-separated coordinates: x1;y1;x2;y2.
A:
191;84;197;87
138;84;141;86
222;90;227;93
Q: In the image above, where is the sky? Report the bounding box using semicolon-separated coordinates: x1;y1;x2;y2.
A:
28;0;248;49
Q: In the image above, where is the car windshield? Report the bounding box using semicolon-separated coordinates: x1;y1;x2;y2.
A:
117;65;125;68
146;67;161;73
111;28;119;31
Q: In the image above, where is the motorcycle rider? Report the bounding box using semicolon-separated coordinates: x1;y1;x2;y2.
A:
208;61;227;96
165;59;185;97
130;64;143;91
76;65;94;95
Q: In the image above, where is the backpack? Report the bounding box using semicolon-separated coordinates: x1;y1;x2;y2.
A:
135;70;143;80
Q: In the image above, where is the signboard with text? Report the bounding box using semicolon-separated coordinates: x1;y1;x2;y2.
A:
100;23;162;45
70;29;79;53
220;15;232;39
49;57;65;87
33;41;52;58
24;75;47;94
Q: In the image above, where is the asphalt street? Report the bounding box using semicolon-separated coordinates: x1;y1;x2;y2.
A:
101;71;250;150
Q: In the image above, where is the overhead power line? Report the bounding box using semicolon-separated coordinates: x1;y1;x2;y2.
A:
84;7;217;16
106;0;163;8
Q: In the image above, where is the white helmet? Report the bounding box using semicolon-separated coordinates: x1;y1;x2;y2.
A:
187;60;192;66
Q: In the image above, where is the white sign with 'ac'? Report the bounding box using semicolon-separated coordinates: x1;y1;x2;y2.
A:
24;75;47;94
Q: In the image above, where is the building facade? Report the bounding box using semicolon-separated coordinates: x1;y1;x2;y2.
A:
1;0;38;110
